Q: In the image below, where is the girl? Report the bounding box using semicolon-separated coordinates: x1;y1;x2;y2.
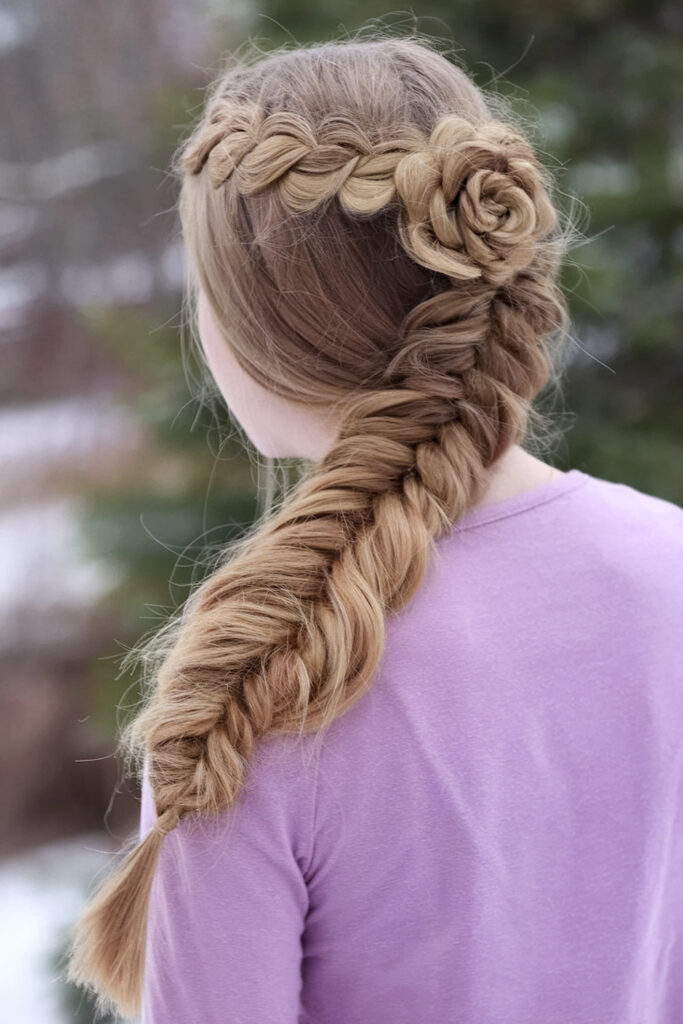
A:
65;34;683;1023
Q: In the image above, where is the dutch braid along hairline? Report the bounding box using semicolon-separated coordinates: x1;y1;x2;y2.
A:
183;97;559;289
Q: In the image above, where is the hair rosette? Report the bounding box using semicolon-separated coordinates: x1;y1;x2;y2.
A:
393;114;557;287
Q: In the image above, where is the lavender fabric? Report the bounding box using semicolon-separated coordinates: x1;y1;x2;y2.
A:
140;468;683;1023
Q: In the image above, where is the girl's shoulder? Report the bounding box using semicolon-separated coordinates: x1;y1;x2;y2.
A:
569;469;683;579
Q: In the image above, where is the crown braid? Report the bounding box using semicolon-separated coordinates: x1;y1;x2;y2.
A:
65;45;571;1019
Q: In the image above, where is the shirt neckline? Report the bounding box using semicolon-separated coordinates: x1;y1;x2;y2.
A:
450;467;592;533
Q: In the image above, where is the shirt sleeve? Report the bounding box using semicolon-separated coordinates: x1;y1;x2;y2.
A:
139;734;318;1024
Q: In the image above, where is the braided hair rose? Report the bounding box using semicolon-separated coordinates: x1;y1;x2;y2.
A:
394;115;558;287
190;103;557;290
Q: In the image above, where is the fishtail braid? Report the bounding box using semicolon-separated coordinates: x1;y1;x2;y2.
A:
65;41;572;1021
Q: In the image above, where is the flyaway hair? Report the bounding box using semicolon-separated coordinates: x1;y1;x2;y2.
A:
64;32;580;1019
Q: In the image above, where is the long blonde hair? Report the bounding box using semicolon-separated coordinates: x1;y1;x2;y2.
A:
65;32;580;1019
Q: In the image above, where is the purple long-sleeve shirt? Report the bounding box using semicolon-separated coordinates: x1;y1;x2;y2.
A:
139;467;683;1023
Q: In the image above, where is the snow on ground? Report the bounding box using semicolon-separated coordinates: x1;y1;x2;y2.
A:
0;496;122;651
0;396;143;477
0;398;144;651
0;833;138;1024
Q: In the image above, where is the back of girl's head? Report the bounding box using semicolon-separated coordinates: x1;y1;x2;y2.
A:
64;34;579;1021
177;36;570;417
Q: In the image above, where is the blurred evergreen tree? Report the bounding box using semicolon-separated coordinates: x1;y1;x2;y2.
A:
78;301;261;741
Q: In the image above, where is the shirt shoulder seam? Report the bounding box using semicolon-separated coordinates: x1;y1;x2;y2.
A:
453;475;593;533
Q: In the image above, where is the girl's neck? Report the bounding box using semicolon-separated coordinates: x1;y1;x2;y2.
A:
474;445;564;510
